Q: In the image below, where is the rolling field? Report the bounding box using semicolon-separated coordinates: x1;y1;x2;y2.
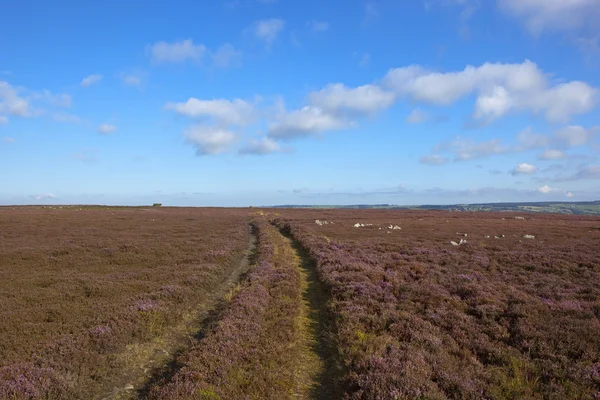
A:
1;207;599;399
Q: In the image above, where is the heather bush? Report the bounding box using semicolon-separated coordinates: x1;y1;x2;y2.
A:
274;210;600;399
148;218;304;399
0;207;250;399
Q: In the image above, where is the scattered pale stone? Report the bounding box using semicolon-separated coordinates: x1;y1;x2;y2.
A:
523;234;535;239
450;241;459;246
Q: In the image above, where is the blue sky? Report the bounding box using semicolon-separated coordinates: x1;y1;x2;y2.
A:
1;0;599;206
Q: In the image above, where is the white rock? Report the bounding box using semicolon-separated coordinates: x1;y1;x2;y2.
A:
523;234;535;239
450;241;459;246
354;223;361;228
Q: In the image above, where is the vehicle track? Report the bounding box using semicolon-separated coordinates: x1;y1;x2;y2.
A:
99;224;258;400
277;227;343;400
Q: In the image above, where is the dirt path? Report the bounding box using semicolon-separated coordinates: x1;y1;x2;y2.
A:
279;229;343;400
99;224;257;400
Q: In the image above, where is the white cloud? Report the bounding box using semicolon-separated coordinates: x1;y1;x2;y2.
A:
0;81;30;116
306;20;329;32
436;137;509;160
80;74;103;87
165;98;255;126
211;44;242;68
566;192;575;198
0;116;7;124
511;162;538;175
184;125;237;155
554;125;597;147
309;83;396;116
420;154;449;165
538;184;558;194
239;138;282;155
30;193;57;201
498;0;600;35
2;137;15;143
148;39;206;63
253;18;285;47
383;60;597;122
98;124;117;134
539;149;567;160
406;108;428;124
268;106;350;140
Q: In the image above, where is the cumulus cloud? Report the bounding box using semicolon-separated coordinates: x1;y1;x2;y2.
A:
309;83;396;116
511;162;538;175
406;108;428;123
538;185;559;194
383;60;597;122
538;149;567;160
239;137;282;155
148;39;206;63
306;20;329;32
98;124;117;134
80;74;103;87
165;98;255;126
253;18;285;47
554;125;598;147
499;0;600;35
268;106;350;140
211;44;242;68
420;154;449;165
184;125;237;155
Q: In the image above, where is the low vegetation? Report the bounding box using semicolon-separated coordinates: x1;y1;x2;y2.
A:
275;210;600;399
0;207;249;399
147;218;305;399
1;207;599;399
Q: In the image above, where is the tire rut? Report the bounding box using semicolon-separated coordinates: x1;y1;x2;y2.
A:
99;224;258;400
277;226;344;400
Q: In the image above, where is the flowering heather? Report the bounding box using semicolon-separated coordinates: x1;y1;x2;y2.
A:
0;207;249;399
274;209;600;399
148;218;305;399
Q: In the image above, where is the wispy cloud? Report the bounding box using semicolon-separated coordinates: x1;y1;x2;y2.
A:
80;74;103;87
147;39;206;63
420;154;450;165
2;136;15;143
98;123;117;134
252;18;285;48
211;44;242;68
306;20;329;33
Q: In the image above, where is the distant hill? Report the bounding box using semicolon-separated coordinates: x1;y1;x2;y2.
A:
269;201;600;215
